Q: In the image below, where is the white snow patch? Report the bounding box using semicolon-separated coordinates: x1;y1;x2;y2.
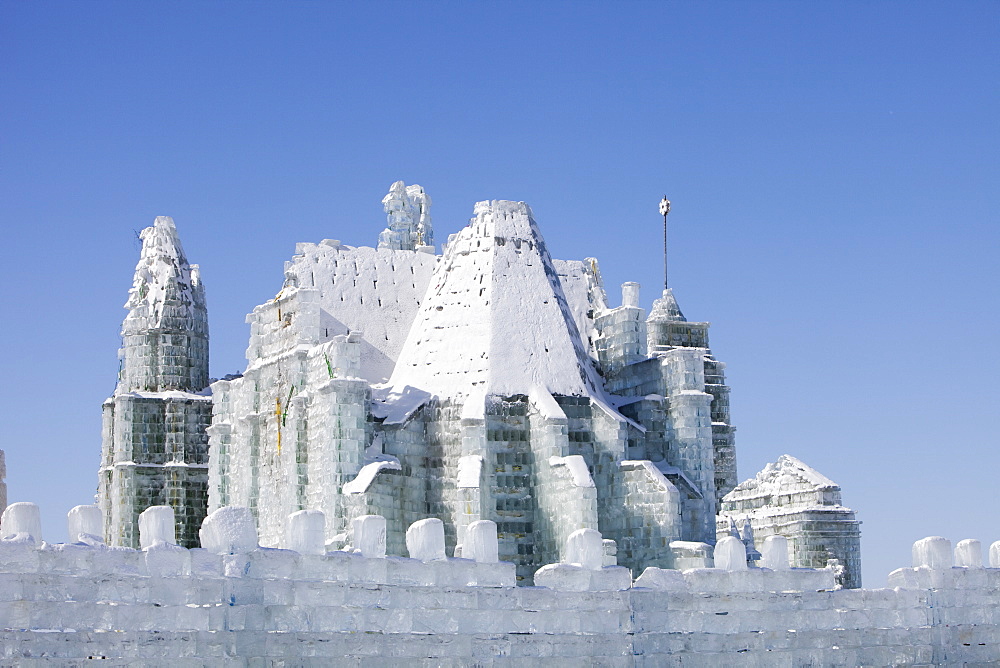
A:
549;455;595;488
371;385;431;425
457;456;483;488
343;460;402;494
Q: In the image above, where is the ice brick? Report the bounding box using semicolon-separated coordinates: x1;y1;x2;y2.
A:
406;518;446;562
1;502;41;543
286;510;325;556
200;506;257;554
139;506;176;548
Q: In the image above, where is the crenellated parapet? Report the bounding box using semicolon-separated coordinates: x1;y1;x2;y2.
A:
1;501;998;664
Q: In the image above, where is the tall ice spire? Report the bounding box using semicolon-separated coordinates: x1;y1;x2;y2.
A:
99;216;212;549
120;216;209;393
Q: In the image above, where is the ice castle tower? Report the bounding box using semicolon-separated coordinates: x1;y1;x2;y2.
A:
98;216;212;548
206;188;740;583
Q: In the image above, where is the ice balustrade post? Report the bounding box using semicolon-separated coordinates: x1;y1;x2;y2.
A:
565;528;603;570
621;282;640;308
406;518;446;562
464;520;499;564
912;536;953;569
67;505;104;544
955;539;983;568
138;506;176;548
200;506;258;554
353;514;387;559
990;541;1000;568
760;534;790;570
714;536;748;571
287;510;325;556
0;502;42;542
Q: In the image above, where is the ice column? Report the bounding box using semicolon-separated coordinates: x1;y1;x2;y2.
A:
287;510;325;556
715;536;748;571
955;539;982;568
200;506;258;554
67;505;104;544
565;528;603;570
406;518;446;562
990;541;1000;568
138;506;176;548
760;534;790;570
352;515;387;558
465;520;499;564
621;282;640;308
0;502;41;542
912;536;953;569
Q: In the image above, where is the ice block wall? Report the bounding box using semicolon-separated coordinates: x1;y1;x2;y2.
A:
0;504;998;664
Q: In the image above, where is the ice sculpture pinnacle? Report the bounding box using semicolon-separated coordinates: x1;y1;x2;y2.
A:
100;216;212;550
647;288;686;323
378;181;434;251
120;216;209;393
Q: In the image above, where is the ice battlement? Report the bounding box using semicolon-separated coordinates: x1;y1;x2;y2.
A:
2;502;1000;663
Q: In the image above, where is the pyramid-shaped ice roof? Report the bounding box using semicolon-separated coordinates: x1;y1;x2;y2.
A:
387;200;603;399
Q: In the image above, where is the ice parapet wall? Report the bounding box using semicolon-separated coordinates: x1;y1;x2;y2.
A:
0;506;998;665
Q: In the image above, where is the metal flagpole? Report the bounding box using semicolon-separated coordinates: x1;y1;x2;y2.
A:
659;195;671;291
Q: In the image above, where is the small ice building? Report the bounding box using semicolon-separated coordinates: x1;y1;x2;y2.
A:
97;216;212;548
716;454;862;588
207;184;739;582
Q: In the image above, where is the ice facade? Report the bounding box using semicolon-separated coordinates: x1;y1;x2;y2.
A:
206;190;742;583
61;182;918;659
717;454;862;588
98;216;212;548
0;504;999;664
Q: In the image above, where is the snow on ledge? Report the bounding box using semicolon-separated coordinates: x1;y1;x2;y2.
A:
371;385;432;425
620;460;674;493
457;455;483;488
461;389;487;421
549;455;595;488
122;390;212;401
343;459;402;494
529;385;567;420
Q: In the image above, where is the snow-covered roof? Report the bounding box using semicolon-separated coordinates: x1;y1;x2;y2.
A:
387;200;604;400
647;288;686;322
124;216;205;327
727;455;840;497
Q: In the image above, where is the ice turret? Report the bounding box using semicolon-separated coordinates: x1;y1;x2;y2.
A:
378;181;435;252
120;216;209;393
99;217;212;549
648;288;686;323
717;454;862;588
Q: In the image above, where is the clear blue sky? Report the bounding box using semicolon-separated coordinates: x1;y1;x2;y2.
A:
1;1;997;586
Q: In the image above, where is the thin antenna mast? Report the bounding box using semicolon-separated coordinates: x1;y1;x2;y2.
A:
659;195;671;291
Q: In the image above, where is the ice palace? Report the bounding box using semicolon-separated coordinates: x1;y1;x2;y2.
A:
0;182;998;665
